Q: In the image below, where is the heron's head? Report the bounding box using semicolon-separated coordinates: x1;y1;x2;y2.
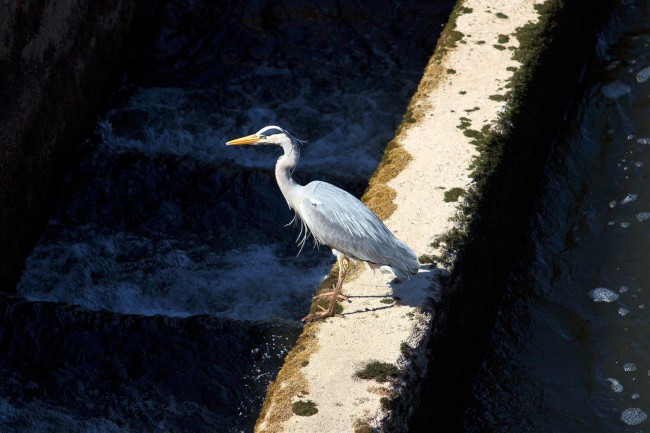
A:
226;125;295;147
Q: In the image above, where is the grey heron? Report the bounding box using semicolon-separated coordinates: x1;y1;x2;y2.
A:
226;125;419;321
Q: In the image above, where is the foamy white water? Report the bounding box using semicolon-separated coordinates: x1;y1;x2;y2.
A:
97;83;392;181
18;228;331;320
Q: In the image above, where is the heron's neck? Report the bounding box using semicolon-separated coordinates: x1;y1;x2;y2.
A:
275;140;302;209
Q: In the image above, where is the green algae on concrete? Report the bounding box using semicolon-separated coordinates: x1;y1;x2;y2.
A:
291;400;318;417
355;361;399;383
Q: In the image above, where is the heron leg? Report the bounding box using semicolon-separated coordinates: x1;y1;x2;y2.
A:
313;258;350;302
302;256;348;321
313;291;349;301
312;260;350;302
323;257;348;313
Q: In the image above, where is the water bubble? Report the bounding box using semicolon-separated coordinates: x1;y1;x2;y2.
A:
620;286;629;293
627;134;635;140
621;221;631;228
621;408;647;425
588;287;619;303
635;161;644;167
621;193;638;204
606;60;621;71
636;212;650;222
637;137;650;145
632;393;641;399
609;200;618;208
624;363;637;372
602;80;631;98
607;378;624;392
608;221;615;226
636;66;650;83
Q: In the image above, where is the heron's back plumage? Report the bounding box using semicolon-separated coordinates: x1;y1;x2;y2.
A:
296;181;419;279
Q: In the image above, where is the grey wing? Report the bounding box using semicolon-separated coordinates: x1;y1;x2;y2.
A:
297;181;419;278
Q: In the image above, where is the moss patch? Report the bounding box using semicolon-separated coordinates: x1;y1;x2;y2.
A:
457;117;471;130
356;361;399;383
417;253;437;265
444;187;466;203
488;94;508;102
354;420;374;433
292;400;318;416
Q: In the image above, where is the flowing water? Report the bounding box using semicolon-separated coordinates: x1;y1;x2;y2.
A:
4;1;453;431
461;0;650;431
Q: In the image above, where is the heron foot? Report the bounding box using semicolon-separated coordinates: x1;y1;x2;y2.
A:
313;289;349;302
301;308;344;322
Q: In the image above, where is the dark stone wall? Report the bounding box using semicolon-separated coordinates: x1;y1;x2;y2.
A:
0;0;139;291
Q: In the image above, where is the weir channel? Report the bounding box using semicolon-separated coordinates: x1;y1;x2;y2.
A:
0;0;615;432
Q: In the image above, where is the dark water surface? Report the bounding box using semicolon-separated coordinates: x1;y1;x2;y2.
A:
462;1;650;431
4;1;453;432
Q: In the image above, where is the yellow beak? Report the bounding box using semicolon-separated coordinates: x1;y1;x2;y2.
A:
226;134;260;146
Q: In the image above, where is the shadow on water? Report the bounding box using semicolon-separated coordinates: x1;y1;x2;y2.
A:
5;1;454;431
461;1;650;431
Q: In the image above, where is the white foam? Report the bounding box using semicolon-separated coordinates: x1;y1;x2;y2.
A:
636;212;650;222
588;287;619;303
97;80;395;182
636;66;650;83
601;80;631;98
621;193;638;204
18;230;332;321
606;377;624;392
621;408;647;426
624;363;637;372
